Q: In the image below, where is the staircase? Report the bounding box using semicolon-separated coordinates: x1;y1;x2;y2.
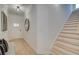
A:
52;9;79;55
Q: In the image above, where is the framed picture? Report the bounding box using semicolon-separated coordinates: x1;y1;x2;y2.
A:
1;11;7;31
24;18;30;32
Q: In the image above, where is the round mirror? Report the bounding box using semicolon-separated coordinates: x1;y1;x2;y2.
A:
24;18;30;32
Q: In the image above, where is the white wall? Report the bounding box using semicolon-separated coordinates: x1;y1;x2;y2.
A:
0;5;9;41
37;5;49;54
24;5;37;50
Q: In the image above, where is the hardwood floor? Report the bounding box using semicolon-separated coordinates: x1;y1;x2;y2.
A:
9;38;36;55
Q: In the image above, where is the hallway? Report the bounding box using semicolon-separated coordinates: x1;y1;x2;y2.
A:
0;4;78;55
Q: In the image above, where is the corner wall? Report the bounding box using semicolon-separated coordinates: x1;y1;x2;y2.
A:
37;4;73;54
24;4;74;54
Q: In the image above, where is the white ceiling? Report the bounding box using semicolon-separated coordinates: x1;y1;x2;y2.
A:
7;4;32;16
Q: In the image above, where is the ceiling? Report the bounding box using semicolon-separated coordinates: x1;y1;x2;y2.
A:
7;4;32;16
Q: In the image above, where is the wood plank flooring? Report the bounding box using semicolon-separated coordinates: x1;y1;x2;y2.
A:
9;38;36;55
